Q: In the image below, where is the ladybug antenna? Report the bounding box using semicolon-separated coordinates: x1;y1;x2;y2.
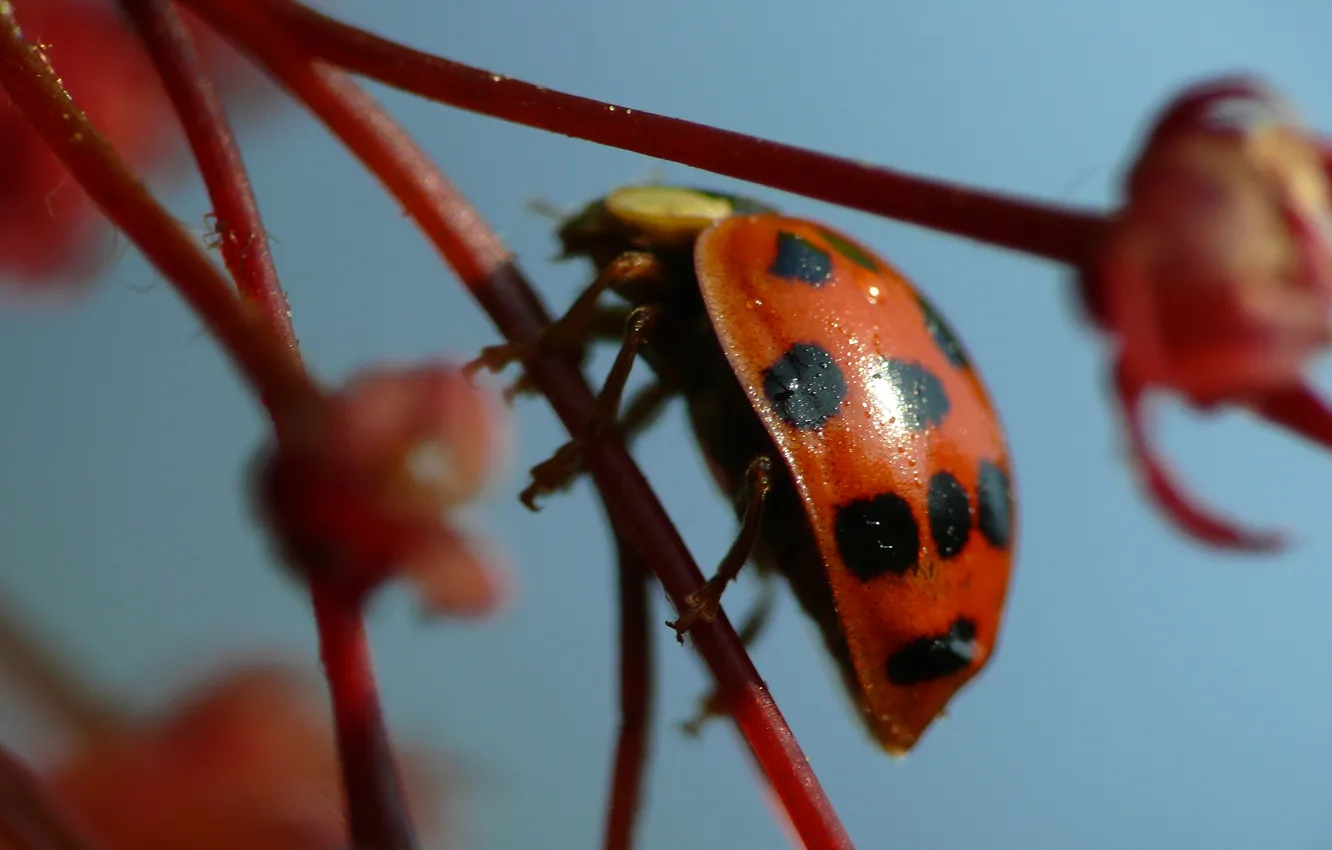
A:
640;165;670;185
525;197;570;222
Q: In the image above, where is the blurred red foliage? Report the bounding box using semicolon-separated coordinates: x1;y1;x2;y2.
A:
46;662;454;850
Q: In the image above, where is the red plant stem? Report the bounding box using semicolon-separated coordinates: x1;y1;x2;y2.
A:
0;746;101;850
0;12;415;849
175;4;854;847
0;7;317;424
117;0;298;359
198;0;1107;267
604;524;653;850
311;583;416;850
113;6;415;843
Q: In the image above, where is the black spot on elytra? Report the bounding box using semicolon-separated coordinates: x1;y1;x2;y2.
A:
977;460;1013;550
869;359;950;432
927;471;972;559
769;231;832;285
915;292;970;369
762;342;847;430
816;227;879;271
834;492;920;581
886;617;978;686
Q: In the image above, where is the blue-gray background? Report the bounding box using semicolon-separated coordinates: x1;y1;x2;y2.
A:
3;1;1332;847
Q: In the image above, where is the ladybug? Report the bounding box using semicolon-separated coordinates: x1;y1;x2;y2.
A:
1081;75;1332;551
474;185;1017;754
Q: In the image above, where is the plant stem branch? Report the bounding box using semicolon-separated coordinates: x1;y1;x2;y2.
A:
311;583;416;850
0;4;317;423
604;523;653;850
118;0;298;360
204;0;1106;267
175;2;855;845
0;11;416;849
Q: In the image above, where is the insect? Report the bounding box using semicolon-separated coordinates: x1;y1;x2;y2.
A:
1080;75;1332;551
472;185;1017;754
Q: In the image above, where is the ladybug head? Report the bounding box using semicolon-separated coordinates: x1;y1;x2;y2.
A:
555;185;779;266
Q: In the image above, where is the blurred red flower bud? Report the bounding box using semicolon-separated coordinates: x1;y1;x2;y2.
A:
257;364;512;616
1080;75;1332;550
47;662;452;850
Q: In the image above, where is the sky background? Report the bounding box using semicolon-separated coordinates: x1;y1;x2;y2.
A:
4;1;1332;848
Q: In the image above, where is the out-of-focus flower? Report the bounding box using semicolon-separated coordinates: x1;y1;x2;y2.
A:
0;0;258;291
1079;75;1332;550
46;661;452;850
258;363;511;616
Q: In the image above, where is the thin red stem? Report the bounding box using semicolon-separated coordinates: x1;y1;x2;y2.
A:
311;583;417;850
116;6;416;841
0;11;416;849
0;6;316;424
198;0;1106;267
604;524;653;850
176;3;854;846
117;0;298;360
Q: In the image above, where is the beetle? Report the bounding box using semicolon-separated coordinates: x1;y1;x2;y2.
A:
473;185;1016;754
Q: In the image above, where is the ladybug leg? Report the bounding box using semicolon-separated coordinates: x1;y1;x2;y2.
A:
666;456;774;642
501;306;638;402
517;376;672;493
464;252;662;385
617;378;673;445
679;576;777;737
1113;357;1285;551
519;305;662;510
515;377;669;504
